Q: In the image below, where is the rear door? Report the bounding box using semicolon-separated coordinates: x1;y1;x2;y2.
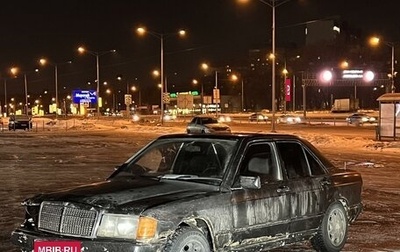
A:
276;141;331;234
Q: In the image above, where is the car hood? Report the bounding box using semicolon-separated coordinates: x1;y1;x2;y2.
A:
206;123;230;130
27;177;219;214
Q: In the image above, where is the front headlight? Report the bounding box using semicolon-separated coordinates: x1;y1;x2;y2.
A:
132;114;140;122
97;214;157;240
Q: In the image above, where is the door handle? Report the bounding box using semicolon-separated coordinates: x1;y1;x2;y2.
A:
320;179;331;186
277;186;290;193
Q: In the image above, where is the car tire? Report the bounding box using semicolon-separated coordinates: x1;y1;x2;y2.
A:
163;226;211;252
311;202;348;252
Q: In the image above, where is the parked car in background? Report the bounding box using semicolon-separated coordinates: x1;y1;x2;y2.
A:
249;112;268;122
187;116;231;134
346;113;376;125
277;114;303;124
11;133;363;252
8;115;32;131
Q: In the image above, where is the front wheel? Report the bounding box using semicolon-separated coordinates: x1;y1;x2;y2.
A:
311;202;348;252
163;226;211;252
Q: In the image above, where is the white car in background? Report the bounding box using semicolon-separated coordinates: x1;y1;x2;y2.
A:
277;114;303;124
187;116;231;134
346;113;376;125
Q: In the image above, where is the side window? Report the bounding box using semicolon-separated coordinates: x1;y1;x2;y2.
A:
277;142;309;179
241;143;280;182
305;150;326;175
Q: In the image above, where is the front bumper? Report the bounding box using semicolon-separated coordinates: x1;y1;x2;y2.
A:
11;229;163;252
348;202;363;223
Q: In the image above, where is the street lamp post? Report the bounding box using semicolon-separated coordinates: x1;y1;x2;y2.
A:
200;63;221;115
282;65;288;113
369;37;397;93
269;0;292;131
78;47;116;117
39;59;72;119
239;0;293;131
390;44;395;92
24;73;28;116
136;27;186;125
192;79;204;113
231;74;245;112
3;79;7;117
10;67;38;116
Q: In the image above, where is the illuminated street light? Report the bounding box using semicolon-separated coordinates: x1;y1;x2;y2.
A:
340;60;349;69
39;58;72;119
136;26;186;125
239;0;293;132
78;46;116;117
201;63;209;71
319;70;333;83
369;36;396;93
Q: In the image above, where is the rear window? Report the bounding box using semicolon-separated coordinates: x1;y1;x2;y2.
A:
10;115;30;121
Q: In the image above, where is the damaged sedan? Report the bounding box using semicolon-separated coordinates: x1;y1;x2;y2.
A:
11;133;362;252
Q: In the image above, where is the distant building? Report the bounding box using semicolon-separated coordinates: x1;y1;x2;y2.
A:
305;19;341;46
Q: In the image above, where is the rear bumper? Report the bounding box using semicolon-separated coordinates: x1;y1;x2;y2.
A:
11;229;162;252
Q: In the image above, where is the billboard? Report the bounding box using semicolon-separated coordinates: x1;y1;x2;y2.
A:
72;90;97;104
285;78;291;102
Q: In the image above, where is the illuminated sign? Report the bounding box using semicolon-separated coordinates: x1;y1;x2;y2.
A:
342;70;364;79
72;90;97;104
169;91;199;98
342;69;375;82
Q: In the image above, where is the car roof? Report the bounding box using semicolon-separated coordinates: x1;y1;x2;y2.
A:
157;132;303;142
10;115;30;118
192;115;217;119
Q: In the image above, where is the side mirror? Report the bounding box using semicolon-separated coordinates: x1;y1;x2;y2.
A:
239;175;261;189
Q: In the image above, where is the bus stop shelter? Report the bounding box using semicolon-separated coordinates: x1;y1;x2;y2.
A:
376;93;400;140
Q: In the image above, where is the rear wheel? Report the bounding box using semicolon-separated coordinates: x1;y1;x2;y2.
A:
311;202;348;252
163;226;211;252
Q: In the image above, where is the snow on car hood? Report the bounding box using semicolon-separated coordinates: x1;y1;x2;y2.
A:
29;177;219;214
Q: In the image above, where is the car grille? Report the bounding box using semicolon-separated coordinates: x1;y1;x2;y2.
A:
38;201;99;238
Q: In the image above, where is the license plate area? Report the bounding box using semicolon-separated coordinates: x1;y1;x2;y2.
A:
34;240;81;252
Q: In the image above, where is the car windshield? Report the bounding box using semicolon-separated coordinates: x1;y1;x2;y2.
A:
114;138;238;184
201;117;219;124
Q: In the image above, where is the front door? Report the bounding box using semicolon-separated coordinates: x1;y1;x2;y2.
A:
230;142;291;249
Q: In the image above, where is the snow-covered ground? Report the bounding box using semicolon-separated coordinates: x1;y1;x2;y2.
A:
1;118;399;251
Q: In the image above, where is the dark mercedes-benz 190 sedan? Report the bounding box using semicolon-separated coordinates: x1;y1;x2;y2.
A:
11;133;362;252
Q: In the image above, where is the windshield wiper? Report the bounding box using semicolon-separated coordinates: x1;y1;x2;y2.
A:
158;174;221;182
159;174;199;180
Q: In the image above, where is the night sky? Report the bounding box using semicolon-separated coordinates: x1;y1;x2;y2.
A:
1;0;399;104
